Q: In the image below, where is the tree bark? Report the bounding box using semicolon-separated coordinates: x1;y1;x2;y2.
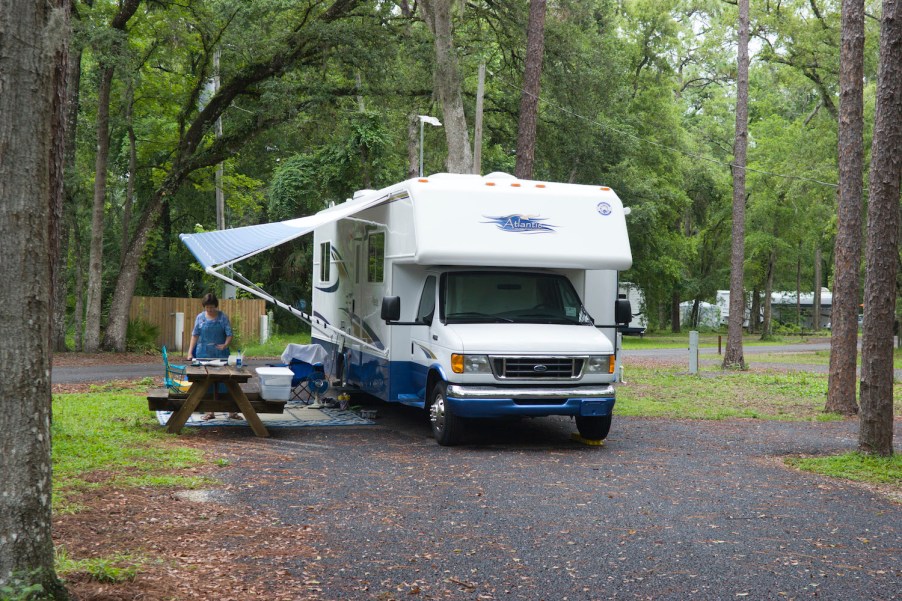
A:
859;0;902;456
813;247;822;330
49;1;72;355
0;0;71;596
762;249;775;339
515;0;546;180
723;0;750;369
420;0;472;173
671;290;681;333
827;0;865;416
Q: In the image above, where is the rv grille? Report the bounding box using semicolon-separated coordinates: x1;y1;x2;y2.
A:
491;357;584;380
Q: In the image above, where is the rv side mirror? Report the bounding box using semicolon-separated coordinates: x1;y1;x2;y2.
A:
615;299;632;325
381;296;401;322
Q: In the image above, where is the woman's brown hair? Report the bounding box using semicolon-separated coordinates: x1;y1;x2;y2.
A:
201;292;219;308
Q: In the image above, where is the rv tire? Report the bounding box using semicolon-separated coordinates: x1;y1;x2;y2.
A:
575;414;612;441
429;381;462;446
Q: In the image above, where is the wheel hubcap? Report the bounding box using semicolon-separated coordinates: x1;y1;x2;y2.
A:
430;394;446;434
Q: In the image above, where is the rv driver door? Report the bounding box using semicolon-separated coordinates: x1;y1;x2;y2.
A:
410;275;438;364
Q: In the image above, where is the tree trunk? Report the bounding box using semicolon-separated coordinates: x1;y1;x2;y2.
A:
50;5;72;355
407;112;420;179
749;287;760;334
62;42;83;353
762;250;775;339
0;0;71;596
83;65;114;353
73;224;85;352
515;0;546;180
813;247;822;330
671;290;681;333
723;0;750;369
796;247;802;327
859;0;902;457
420;0;472;173
122;84;137;266
827;0;865;416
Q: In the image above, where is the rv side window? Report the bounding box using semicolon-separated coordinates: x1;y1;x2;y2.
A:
320;241;331;282
367;232;385;283
416;276;437;324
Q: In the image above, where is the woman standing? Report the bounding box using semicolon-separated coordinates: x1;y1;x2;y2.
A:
186;292;237;420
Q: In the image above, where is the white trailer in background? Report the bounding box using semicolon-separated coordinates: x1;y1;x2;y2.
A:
181;172;634;445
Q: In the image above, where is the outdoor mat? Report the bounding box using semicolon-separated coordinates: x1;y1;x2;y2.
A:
155;402;375;429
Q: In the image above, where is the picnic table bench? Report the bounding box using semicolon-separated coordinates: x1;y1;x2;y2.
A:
148;364;284;437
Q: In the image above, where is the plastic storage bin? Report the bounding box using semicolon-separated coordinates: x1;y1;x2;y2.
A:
260;383;292;401
256;366;294;387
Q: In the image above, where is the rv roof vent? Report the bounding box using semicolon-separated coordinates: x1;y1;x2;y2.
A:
353;189;376;200
484;171;516;180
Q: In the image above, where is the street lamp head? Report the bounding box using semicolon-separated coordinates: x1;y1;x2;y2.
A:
418;115;442;127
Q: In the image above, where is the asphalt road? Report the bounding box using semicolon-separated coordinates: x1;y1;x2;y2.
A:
206;407;900;600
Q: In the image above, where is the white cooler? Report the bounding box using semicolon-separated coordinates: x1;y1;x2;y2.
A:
256;367;294;401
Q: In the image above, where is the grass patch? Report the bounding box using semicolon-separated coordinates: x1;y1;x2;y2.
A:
750;348;902;369
52;389;212;511
56;547;144;583
621;332;827;350
617;365;844;421
240;332;311;357
786;452;902;486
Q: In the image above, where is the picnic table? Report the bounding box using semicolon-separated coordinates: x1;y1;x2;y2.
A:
160;364;271;437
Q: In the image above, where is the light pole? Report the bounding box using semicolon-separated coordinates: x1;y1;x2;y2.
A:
418;115;442;177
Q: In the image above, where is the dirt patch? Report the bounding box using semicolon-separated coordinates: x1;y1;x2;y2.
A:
54;440;324;601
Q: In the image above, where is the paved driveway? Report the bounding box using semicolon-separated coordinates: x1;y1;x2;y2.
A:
204;402;900;600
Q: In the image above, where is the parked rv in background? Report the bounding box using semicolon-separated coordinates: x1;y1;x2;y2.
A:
617;282;647;335
716;288;833;330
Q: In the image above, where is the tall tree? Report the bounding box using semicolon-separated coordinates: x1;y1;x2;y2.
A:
0;0;71;597
515;0;546;180
826;0;865;416
101;0;361;351
723;0;750;369
419;0;472;173
83;0;141;352
859;0;902;457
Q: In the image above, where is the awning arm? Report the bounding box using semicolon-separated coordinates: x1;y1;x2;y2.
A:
206;266;386;355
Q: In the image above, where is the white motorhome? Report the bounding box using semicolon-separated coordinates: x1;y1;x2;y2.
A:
182;172;634;445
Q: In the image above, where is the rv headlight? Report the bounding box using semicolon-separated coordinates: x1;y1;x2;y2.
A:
451;354;491;374
585;355;615;374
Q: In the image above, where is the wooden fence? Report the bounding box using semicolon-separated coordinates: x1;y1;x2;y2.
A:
130;296;267;353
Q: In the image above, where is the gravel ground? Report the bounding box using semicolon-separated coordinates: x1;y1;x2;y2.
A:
204;405;901;601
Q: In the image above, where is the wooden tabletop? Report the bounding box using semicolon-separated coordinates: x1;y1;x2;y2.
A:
184;364;253;383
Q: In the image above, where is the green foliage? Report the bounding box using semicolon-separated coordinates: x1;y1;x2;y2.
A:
125;318;159;353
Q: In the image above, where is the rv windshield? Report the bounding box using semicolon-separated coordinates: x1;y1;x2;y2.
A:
442;272;594;325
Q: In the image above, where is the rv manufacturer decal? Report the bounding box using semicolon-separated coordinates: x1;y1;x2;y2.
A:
597;201;612;216
482;214;557;234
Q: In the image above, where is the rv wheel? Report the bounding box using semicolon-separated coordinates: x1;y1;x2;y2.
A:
429;382;461;446
575;414;612;441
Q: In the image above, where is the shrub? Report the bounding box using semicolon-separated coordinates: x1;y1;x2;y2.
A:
126;318;159;353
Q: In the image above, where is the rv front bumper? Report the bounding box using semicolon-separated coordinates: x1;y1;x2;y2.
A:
445;384;615;418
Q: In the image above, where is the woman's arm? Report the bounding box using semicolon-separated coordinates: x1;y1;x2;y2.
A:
187;335;199;360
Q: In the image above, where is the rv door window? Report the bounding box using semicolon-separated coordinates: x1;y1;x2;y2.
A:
319;241;331;283
416;276;437;324
367;232;385;283
443;271;593;325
